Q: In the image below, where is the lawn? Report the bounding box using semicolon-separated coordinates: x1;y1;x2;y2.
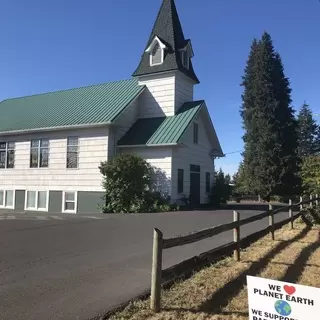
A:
107;222;320;320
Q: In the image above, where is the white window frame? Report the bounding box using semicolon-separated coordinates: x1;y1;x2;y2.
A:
145;36;166;67
62;191;78;214
0;142;15;169
24;190;49;212
66;136;79;169
30;139;49;168
0;190;15;209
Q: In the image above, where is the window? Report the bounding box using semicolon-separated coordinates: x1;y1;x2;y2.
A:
25;191;49;211
193;123;199;144
150;42;163;66
177;169;184;193
62;191;77;213
0;142;15;169
30;139;49;168
67;137;79;169
0;190;15;209
190;164;200;173
206;172;211;193
181;50;189;69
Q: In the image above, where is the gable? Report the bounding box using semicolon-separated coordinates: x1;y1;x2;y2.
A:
180;102;223;157
117;100;203;147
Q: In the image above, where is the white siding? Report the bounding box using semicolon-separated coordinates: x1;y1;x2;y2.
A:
138;73;176;117
114;98;140;144
137;72;195;118
172;115;214;204
0;127;109;192
120;147;172;196
175;72;194;112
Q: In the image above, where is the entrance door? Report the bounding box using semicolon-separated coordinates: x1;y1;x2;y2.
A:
190;172;200;208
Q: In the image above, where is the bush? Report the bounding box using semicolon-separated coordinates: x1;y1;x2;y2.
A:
210;169;232;207
99;154;178;213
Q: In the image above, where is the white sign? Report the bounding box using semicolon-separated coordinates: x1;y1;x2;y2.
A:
247;276;320;320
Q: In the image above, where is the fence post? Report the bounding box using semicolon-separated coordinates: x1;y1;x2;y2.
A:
300;196;303;211
316;194;319;207
233;210;240;261
310;194;313;208
150;228;163;312
269;204;275;240
289;199;293;229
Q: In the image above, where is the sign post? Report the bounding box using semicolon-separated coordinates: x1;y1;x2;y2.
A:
247;276;320;319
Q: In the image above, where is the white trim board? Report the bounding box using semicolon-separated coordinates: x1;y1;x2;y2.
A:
62;191;78;214
24;190;49;212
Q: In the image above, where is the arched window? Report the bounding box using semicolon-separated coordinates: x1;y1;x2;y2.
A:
150;42;163;66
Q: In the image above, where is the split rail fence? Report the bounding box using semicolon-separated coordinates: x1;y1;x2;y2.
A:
150;194;319;312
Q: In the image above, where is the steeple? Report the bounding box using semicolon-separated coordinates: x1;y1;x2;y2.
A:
132;0;199;84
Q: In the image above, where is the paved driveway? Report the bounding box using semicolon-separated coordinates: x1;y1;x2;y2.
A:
0;206;291;320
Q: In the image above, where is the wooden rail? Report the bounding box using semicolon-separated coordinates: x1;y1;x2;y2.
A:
150;194;318;312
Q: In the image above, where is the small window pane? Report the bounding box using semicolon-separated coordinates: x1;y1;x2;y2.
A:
41;139;49;147
193;123;198;144
67;147;78;168
38;191;47;209
7;150;14;168
8;142;15;149
178;169;184;193
0;151;6;168
0;191;4;206
0;142;6;149
31;140;39;148
65;202;75;211
5;190;14;207
30;148;39;168
65;192;75;202
27;191;36;208
40;148;49;167
206;172;211;193
151;43;162;65
67;137;78;146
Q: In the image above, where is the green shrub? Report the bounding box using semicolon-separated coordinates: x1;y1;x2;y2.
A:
210;169;232;207
99;154;178;213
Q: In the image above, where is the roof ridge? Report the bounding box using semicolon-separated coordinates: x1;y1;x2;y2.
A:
3;78;137;102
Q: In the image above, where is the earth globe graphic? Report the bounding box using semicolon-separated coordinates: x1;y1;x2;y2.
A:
274;300;292;316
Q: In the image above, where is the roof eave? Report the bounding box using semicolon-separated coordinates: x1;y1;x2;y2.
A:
0;122;113;137
117;143;179;148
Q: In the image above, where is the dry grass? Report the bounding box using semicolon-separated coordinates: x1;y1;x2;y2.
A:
108;223;320;320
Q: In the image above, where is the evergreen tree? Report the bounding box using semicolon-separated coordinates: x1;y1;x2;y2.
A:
210;169;231;207
297;102;319;158
240;32;301;200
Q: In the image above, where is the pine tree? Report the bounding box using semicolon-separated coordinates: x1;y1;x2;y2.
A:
240;32;301;200
297;102;319;158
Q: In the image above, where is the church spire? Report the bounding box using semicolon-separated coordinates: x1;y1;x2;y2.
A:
132;0;199;84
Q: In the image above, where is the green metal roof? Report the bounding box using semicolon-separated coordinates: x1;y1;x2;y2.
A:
118;100;204;146
0;78;144;134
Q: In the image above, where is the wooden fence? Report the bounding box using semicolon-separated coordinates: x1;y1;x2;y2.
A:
150;194;319;312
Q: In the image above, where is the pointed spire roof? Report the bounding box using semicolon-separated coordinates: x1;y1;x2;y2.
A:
132;0;199;83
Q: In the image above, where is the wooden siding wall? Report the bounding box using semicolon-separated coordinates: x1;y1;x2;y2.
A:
175;72;194;112
138;71;194;118
120;147;172;196
0;127;109;192
172;114;214;204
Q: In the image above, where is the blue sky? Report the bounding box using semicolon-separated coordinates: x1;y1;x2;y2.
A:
1;0;320;176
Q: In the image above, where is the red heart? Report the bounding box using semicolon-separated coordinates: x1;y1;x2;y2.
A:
284;285;296;295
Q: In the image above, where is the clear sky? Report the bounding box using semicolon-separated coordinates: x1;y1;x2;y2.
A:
1;0;320;176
